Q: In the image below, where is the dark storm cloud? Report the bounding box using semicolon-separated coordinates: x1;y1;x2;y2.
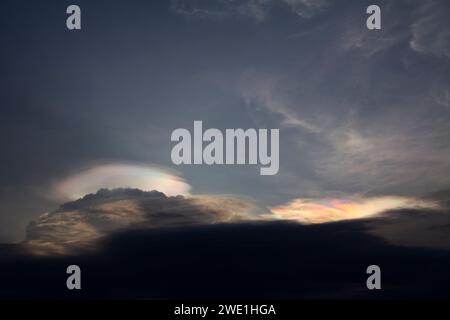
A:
24;187;450;255
0;0;449;300
25;188;265;254
366;190;450;250
2;215;450;299
0;188;449;298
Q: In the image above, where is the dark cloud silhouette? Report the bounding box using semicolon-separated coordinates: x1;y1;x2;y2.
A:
0;189;449;299
362;190;450;250
24;188;450;255
2;219;450;299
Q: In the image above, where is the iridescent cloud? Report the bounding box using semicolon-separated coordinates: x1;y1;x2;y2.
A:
270;196;439;224
53;163;191;200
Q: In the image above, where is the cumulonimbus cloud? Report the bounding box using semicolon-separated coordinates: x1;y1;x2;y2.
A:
26;184;441;255
25;188;266;255
25;162;447;255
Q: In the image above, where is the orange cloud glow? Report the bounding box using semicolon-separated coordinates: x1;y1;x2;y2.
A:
270;196;439;224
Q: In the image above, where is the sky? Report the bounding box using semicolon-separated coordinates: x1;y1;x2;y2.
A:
1;0;450;299
1;0;449;242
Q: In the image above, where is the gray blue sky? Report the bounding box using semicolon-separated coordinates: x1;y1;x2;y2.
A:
1;0;450;242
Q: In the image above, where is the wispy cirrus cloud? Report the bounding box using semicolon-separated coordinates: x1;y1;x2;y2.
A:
409;0;450;58
239;72;321;133
171;0;330;21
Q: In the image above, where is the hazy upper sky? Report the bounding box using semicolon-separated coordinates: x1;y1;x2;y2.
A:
1;0;450;242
